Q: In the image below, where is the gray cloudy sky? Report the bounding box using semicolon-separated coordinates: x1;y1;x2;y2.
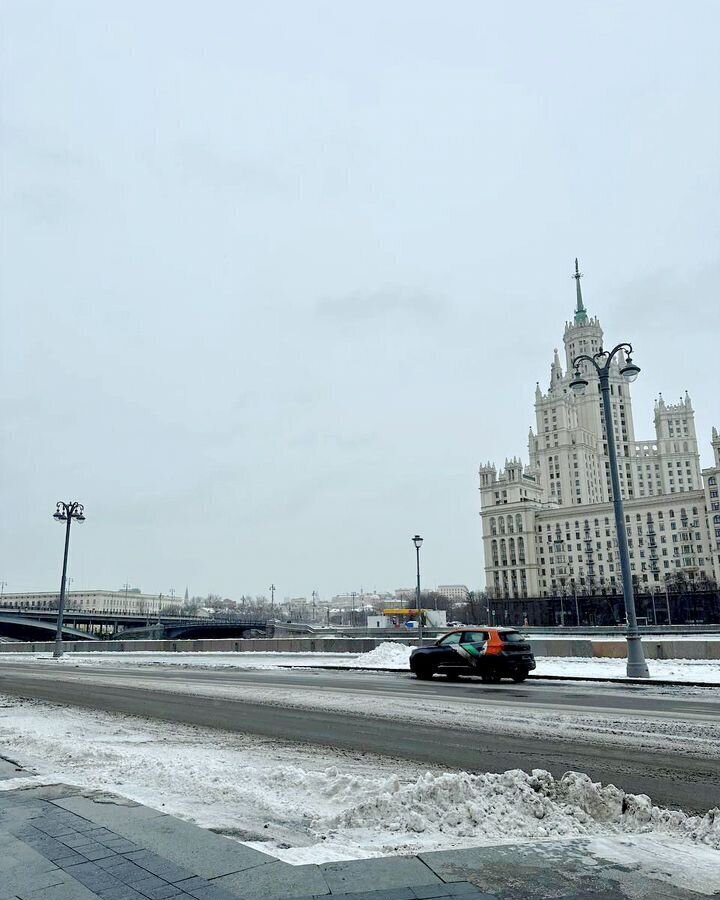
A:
2;1;718;601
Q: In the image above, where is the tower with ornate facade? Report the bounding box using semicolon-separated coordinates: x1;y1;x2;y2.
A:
479;263;719;598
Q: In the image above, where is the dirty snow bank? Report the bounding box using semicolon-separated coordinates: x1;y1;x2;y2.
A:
0;696;718;868
326;768;720;852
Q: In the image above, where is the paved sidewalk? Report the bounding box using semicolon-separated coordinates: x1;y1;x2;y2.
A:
0;779;715;900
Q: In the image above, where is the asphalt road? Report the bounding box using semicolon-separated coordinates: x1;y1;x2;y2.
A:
1;661;719;814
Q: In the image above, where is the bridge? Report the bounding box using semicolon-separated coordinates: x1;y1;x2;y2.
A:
0;612;99;642
0;609;270;642
111;620;269;640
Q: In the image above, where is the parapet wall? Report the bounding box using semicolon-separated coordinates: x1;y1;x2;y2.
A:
0;636;719;659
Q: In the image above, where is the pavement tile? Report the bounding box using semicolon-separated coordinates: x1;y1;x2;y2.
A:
173;878;207;892
33;823;77;838
105;816;273;880
103;838;142;853
51;851;86;866
133;881;185;900
51;796;167;826
63;860;121;891
132;875;175;892
70;820;103;834
213;861;329;900
2;868;68;893
183;885;244;900
132;858;196;884
413;887;488;898
320;858;442;894
95;888;152;900
101;860;158;884
86;827;117;840
96;856;133;871
80;845;119;861
350;888;418;900
57;832;98;849
20;881;101;900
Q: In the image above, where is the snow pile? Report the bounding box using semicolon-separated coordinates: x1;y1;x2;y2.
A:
325;768;720;851
353;643;413;669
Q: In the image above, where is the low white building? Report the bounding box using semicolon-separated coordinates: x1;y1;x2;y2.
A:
437;584;470;602
368;609;447;628
0;590;174;616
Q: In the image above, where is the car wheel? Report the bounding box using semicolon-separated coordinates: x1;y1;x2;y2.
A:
481;667;501;684
512;670;529;683
414;664;435;680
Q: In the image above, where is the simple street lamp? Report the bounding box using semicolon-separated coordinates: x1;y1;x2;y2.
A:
553;530;567;626
570;343;649;677
412;535;423;645
52;501;85;659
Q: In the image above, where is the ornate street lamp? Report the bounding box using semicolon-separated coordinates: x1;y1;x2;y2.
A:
52;501;86;659
570;344;649;677
412;535;424;645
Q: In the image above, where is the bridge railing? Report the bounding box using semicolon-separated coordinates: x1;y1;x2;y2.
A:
0;607;259;625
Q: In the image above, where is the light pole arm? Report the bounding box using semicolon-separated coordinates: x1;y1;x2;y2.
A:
573;342;634;375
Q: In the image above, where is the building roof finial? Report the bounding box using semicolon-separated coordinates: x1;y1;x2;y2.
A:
572;258;588;325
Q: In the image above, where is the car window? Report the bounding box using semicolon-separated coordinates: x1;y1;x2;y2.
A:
500;631;527;642
462;631;489;643
438;632;461;645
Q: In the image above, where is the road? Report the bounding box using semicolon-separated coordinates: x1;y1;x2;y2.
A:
1;660;719;814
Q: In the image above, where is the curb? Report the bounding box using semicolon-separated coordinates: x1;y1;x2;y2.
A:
275;664;720;688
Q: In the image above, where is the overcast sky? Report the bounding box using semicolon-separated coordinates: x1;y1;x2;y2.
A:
1;1;718;602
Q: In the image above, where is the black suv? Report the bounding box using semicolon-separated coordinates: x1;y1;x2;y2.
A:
409;627;536;682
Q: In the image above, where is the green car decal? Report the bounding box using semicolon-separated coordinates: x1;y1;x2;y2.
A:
453;640;487;664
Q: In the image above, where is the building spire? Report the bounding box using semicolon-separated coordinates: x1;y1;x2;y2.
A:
572;258;588;325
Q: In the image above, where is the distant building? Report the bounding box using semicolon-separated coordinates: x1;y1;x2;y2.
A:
436;584;470;602
479;264;720;598
0;590;170;616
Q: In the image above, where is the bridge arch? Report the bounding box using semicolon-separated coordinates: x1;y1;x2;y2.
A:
0;614;98;642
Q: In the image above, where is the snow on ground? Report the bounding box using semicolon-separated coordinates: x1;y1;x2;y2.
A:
0;695;718;883
2;642;720;682
533;655;720;682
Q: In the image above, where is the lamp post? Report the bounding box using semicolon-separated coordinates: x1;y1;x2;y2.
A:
664;575;673;625
412;535;423;645
553;530;567;626
570;343;649;677
52;501;85;659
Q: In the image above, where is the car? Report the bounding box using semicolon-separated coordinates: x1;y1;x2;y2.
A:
409;627;535;683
